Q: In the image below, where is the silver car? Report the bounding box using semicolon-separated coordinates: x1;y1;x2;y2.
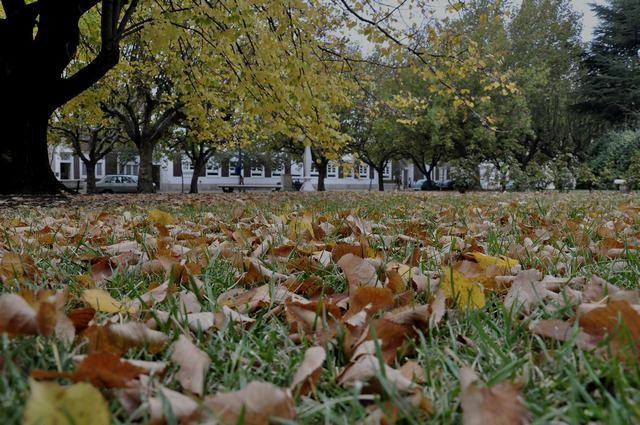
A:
95;175;140;193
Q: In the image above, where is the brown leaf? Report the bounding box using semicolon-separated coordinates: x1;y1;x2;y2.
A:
67;307;96;333
331;243;365;261
459;367;531;425
530;319;598;351
0;252;39;284
290;346;326;396
578;300;640;359
83;322;169;356
338;354;415;393
204;381;296;425
337;253;379;292
285;300;341;344
346;287;394;319
0;292;74;343
170;335;210;396
32;351;145;388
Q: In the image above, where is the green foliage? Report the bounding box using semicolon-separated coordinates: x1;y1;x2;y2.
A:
589;129;640;187
625;152;640;190
577;0;640;125
449;159;480;192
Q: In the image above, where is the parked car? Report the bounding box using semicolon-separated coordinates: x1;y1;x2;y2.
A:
95;175;155;193
413;178;454;191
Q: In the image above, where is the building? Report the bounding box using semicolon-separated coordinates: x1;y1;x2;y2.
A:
49;146;455;192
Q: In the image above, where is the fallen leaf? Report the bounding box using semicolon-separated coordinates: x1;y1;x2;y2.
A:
171;335;211;396
441;266;485;309
83;322;169;356
148;209;177;225
290;346;326;396
32;351;145;388
337;253;379;292
459;367;531;425
23;379;110;425
82;289;133;314
204;381;296;425
338;354;415;393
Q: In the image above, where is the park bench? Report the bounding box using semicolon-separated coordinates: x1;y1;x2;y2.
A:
219;184;281;193
60;179;83;193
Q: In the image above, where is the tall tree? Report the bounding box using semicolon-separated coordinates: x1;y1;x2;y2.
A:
577;0;640;125
508;0;584;163
0;0;141;193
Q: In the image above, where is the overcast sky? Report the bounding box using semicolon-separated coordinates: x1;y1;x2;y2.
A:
571;0;602;41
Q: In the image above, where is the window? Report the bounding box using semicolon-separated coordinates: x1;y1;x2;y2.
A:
96;162;103;176
291;162;303;177
355;164;368;178
123;164;138;175
327;162;338;178
229;157;242;176
251;165;264;177
271;165;284;177
310;163;319;177
60;152;72;161
182;158;194;174
81;163;87;177
206;159;220;176
383;163;392;178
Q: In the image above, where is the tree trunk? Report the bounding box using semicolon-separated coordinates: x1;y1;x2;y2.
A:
137;142;155;193
85;160;97;194
189;160;207;194
377;168;385;191
317;161;328;191
0;111;65;194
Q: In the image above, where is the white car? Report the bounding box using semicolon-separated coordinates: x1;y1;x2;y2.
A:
95;175;140;193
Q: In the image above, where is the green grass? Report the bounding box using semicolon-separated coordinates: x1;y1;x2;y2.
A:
2;191;640;424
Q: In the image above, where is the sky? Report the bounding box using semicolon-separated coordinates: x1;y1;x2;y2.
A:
571;0;602;41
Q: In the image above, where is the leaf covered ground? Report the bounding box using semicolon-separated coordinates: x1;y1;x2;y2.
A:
2;191;640;424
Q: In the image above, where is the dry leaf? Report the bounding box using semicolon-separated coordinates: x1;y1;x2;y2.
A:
82;289;133;314
290;346;326;396
32;351;145;388
171;334;211;396
204;381;296;425
337;253;379;292
441;266;485;309
23;379;110;425
459;367;531;425
83;322;169;356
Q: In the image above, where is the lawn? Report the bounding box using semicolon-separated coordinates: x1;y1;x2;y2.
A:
1;191;640;424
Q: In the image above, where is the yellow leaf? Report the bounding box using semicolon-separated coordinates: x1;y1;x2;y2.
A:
468;252;519;271
447;1;465;12
23;379;110;425
441;266;485;309
81;289;132;313
148;209;176;225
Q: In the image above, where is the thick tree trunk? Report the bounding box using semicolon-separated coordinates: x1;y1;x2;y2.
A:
0;111;65;194
85;161;97;194
137;142;155;193
317;161;327;192
377;168;385;191
189;160;207;194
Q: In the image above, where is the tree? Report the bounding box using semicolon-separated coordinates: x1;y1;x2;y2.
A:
508;0;584;164
49;77;124;193
577;0;640;125
0;0;142;193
